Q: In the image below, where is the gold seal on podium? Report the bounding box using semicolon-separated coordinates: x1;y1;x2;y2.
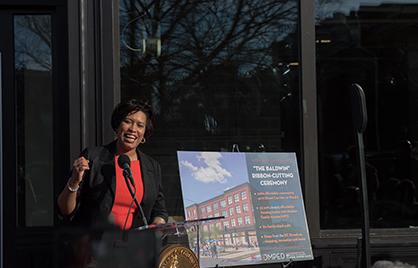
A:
159;245;200;268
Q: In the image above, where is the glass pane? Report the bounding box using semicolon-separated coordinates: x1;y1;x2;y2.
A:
316;1;418;229
14;15;53;226
120;0;302;216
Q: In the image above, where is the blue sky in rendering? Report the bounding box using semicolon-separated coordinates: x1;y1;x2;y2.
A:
177;151;249;207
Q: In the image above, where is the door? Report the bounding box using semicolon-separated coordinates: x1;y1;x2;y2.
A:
0;4;68;267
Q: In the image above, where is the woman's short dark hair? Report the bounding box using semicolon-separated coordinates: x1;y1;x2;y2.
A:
111;99;154;137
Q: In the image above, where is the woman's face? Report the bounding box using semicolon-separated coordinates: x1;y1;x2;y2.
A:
116;111;147;153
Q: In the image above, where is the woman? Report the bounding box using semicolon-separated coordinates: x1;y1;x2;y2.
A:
58;99;168;230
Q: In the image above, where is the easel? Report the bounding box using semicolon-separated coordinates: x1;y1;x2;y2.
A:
281;259;294;267
211;259;294;267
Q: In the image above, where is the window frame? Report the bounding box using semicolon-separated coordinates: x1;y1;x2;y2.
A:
111;0;418;244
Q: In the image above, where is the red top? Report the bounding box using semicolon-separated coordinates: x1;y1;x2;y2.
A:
110;156;144;230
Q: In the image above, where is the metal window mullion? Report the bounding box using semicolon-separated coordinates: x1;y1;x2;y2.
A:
299;0;320;238
0;51;3;268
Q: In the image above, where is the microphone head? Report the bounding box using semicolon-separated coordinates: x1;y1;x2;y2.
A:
351;83;368;133
118;154;131;169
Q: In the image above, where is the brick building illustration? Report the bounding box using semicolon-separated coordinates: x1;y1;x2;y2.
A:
186;182;258;248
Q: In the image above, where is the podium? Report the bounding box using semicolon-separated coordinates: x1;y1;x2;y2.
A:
54;221;201;268
95;227;161;268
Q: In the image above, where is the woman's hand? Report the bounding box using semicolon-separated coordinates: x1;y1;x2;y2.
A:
58;156;89;216
151;216;166;225
70;156;89;186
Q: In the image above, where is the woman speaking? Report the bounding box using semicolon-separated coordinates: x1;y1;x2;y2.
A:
58;99;168;230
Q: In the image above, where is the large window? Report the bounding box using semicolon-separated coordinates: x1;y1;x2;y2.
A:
120;0;302;216
1;5;69;267
15;15;54;226
316;1;418;229
1;11;62;228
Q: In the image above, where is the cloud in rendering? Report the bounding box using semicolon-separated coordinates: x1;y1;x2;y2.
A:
180;152;231;183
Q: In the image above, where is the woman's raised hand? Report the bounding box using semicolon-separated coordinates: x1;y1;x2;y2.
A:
71;156;89;184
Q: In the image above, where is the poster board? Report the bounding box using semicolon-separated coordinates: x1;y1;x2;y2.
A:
177;151;313;267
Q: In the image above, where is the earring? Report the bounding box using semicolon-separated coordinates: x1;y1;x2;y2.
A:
141;137;146;143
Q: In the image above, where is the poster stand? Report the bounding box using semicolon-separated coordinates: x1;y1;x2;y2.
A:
281;259;294;268
213;260;294;268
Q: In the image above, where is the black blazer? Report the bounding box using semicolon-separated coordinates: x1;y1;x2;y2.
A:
67;140;168;228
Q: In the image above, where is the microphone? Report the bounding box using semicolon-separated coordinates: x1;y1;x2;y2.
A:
351;83;368;133
118;154;135;187
117;154;149;229
351;83;371;268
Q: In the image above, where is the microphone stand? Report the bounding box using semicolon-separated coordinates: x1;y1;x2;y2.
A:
122;169;148;230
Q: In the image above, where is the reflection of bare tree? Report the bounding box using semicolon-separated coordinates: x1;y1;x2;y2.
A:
14;16;51;71
120;0;298;135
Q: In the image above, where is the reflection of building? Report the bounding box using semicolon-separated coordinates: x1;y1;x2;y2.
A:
186;183;258;247
3;1;418;267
